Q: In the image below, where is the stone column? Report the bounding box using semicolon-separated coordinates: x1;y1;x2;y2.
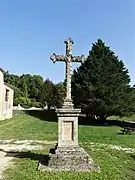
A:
65;60;72;101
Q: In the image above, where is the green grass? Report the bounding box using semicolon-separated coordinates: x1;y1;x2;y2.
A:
4;146;135;180
0;113;57;141
79;125;135;148
0;112;135;147
0;112;135;180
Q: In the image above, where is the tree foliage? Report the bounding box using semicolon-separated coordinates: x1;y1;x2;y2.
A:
38;79;55;108
53;82;66;108
72;39;135;120
4;72;66;108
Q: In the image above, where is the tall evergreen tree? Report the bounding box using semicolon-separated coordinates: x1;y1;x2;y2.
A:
72;39;133;121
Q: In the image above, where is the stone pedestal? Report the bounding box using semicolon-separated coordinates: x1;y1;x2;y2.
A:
38;106;100;172
56;107;80;148
38;146;100;172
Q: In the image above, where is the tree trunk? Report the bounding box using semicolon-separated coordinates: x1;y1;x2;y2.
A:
99;115;107;125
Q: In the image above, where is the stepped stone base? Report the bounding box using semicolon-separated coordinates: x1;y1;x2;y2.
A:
38;145;100;172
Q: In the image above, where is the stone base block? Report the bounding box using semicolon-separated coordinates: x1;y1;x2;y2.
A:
38;146;100;172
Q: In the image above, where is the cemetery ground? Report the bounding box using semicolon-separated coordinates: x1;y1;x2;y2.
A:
0;111;135;180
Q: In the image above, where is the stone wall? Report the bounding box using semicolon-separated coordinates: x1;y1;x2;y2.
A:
0;69;14;120
0;70;4;120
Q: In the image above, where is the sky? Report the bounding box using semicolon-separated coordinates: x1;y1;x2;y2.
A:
0;0;134;85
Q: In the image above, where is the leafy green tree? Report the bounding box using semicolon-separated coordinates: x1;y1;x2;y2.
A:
19;77;28;98
14;97;31;107
4;72;44;106
72;39;133;121
13;87;23;101
38;79;55;109
53;82;66;108
19;74;44;100
4;71;20;87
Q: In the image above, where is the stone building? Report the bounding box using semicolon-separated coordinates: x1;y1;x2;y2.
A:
0;68;14;120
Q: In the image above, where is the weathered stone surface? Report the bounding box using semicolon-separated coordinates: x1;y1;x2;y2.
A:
38;146;100;172
38;106;100;172
56;108;81;148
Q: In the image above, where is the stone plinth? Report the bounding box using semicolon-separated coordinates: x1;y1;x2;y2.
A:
38;146;100;172
38;106;100;172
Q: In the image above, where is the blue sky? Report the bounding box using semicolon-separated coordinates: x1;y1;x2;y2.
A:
0;0;134;85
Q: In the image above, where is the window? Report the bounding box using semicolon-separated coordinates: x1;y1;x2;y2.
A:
5;89;9;102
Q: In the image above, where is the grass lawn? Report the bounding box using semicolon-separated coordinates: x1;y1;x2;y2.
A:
0;111;135;180
0;111;135;147
4;147;135;180
0;112;58;141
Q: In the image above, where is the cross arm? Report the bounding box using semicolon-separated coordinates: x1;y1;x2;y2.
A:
72;55;86;63
50;53;66;63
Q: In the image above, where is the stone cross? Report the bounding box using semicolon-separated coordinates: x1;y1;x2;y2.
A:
50;38;85;108
38;38;100;172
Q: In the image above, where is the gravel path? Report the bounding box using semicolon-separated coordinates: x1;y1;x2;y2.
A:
0;140;56;180
0;151;13;180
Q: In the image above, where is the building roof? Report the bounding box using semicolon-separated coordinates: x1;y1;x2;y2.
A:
4;82;14;90
0;68;5;74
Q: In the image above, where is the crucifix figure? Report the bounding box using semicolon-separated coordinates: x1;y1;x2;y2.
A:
50;38;85;108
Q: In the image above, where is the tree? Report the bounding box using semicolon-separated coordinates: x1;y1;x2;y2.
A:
4;72;44;106
19;76;28;98
14;97;31;107
53;82;66;108
38;79;55;109
72;39;133;121
4;71;20;87
120;86;135;117
19;74;44;100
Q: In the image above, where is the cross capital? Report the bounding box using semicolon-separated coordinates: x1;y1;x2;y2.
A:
64;37;74;46
64;38;74;56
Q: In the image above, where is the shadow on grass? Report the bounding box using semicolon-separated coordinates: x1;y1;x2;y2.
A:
131;154;135;160
24;110;58;122
0;149;50;166
0;146;59;167
1;149;44;160
79;116;135;128
14;110;135;128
